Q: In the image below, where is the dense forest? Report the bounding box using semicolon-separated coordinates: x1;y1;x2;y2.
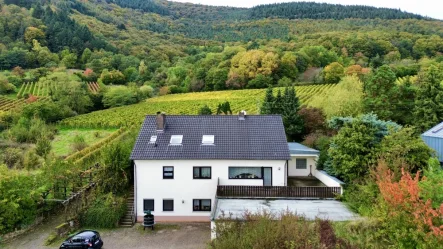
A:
0;1;443;247
250;2;427;20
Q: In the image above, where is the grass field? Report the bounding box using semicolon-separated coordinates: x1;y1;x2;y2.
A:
60;84;337;128
51;128;117;157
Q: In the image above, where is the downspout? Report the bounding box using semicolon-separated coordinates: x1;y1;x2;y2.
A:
285;160;289;186
134;161;137;223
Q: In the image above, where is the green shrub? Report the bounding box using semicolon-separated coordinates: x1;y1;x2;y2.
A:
2;148;24;169
100;69;126;85
94;138;133;194
333;219;391;248
8;117;55;143
80;193;126;228
198;105;212;115
23;149;42;170
93;131;102;138
0;164;42;234
71;135;88;152
210;211;354;249
278;77;293;87
211;211;319;249
419;158;443;208
22;101;74;123
36;137;52;158
139;85;154;98
102;86;139;108
0;77;16;94
343;182;379;216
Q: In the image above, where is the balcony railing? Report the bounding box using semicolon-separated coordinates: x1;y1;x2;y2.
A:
216;185;341;199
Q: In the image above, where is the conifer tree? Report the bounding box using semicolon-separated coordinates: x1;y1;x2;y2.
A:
216;101;232;115
392;78;416;125
273;89;283;114
281;87;304;141
260;87;275;114
414;65;443;131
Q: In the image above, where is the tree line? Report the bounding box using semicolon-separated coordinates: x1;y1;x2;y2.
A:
250;2;427;20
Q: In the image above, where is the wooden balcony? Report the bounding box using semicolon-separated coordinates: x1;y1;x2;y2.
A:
216;185;341;199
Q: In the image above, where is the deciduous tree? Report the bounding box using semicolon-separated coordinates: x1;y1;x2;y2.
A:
363;65;397;121
323;62;344;83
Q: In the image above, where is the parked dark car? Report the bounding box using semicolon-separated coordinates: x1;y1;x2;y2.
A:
59;230;103;249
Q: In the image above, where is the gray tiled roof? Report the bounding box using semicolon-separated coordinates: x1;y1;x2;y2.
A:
130;115;291;160
288;142;320;155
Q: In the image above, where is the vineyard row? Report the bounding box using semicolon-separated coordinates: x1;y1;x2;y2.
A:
60;84;337;129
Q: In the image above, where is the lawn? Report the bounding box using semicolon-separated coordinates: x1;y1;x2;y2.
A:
52;128;117;157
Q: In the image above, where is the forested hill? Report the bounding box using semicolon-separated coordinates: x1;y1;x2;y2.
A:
104;0;425;21
249;2;427;20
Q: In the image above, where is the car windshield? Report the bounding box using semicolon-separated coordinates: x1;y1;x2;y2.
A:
71;237;84;243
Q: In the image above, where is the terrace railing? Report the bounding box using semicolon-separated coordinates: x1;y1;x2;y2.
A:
217;185;341;199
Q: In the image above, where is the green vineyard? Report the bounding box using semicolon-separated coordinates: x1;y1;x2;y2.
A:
87;82;100;94
60;84;337;128
16;81;57;98
0;96;26;111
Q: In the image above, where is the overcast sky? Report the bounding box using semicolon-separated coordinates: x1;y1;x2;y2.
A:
170;0;443;20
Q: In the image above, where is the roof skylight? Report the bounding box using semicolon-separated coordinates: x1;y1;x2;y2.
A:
170;135;183;145
149;135;157;143
202;135;215;145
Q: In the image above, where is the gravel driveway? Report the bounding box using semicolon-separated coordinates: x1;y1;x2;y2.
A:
2;222;210;249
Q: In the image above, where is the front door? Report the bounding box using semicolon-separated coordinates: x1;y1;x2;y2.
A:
263;167;272;186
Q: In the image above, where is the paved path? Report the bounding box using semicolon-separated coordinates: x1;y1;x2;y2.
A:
1;222;210;249
1;215;64;249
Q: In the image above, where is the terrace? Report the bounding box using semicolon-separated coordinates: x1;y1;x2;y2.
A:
216;170;344;199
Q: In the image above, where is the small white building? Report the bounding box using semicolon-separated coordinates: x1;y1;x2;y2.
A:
287;142;320;177
131;112;344;223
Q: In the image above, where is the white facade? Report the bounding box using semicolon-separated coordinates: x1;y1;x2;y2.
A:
134;159;287;222
288;155;317;177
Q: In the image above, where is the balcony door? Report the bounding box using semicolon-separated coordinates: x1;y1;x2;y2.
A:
263;167;272;186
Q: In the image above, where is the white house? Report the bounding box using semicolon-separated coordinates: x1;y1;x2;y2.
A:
130;112;291;222
130;112;345;223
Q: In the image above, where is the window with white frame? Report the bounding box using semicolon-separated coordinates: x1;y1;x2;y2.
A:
228;167;262;179
170;135;183;145
202;135;214;145
296;159;307;169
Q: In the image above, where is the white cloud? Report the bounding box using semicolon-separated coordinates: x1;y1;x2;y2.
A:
170;0;443;20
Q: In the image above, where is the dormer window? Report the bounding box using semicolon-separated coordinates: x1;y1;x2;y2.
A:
202;135;214;145
149;136;157;143
170;135;183;145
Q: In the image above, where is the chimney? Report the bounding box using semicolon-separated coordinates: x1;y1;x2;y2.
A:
238;110;246;121
156;112;166;132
